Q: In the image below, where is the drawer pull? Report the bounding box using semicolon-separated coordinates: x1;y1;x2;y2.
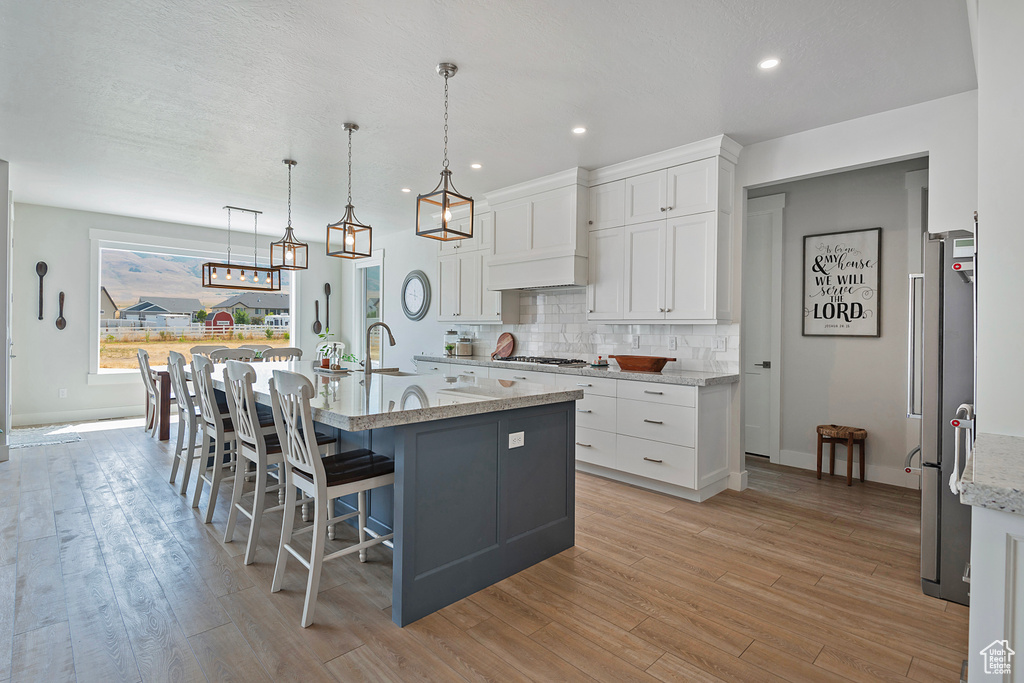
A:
577;409;592;413
576;383;592;387
464;371;475;374
643;457;663;463
643;419;664;425
644;390;664;395
514;376;528;380
576;442;592;448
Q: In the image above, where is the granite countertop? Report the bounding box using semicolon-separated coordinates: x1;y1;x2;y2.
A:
196;360;582;432
414;354;739;387
960;432;1024;515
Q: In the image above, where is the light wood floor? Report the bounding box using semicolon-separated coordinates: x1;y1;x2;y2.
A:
0;421;968;682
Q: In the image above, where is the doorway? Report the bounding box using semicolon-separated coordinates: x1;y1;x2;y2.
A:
743;194;784;462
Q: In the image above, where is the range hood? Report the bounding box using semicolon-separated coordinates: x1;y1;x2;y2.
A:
484;168;589;291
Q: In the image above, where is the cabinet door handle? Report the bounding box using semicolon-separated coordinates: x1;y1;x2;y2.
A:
576;383;592;387
643;390;663;395
577;409;592;413
588;220;593;225
643;457;663;463
576;442;592;448
514;376;528;380
666;308;671;312
588;309;593;313
666;206;673;211
659;308;665;312
464;370;475;374
643;419;663;425
660;207;666;212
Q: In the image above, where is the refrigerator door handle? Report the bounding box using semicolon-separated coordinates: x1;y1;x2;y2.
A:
949;404;975;494
907;273;923;418
921;463;940;582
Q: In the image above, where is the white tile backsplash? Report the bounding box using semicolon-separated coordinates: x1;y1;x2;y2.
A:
455;288;739;372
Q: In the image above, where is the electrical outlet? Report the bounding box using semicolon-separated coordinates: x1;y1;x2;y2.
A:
631;335;640;350
58;388;68;399
713;336;727;352
668;336;678;351
509;431;525;449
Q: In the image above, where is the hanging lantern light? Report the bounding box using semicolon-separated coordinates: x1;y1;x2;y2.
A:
202;206;282;291
270;159;309;270
416;63;473;241
327;123;372;259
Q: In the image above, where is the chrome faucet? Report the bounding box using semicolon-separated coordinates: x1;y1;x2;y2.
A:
364;321;396;377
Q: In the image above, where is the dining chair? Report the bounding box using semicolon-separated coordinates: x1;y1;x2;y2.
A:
239;344;273;357
269;369;395;627
261;347;303;362
167;350;202;496
136;348;160;438
189;344;227;359
210;348;257;362
221;361;336;565
191;354;240;523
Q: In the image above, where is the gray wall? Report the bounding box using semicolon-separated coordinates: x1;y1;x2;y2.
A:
749;159;928;485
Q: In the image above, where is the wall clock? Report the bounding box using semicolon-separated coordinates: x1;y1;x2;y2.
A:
401;270;431;321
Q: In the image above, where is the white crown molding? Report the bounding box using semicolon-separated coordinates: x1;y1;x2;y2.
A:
588;134;743;186
484;168;590;206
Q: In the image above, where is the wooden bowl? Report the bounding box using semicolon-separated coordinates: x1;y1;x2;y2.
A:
608;355;676;373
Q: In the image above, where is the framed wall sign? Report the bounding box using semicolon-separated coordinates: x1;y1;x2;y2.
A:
802;227;881;337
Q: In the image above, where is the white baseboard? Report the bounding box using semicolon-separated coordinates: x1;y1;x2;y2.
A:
778;449;920;489
576;462;730;502
729;470;748;491
13;404;144;428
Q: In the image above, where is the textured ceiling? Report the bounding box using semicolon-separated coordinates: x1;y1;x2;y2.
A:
0;0;975;240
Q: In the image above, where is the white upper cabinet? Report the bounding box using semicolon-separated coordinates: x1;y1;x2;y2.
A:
667;157;716;217
437;214;477;255
437;254;460;319
587;228;624;319
625;170;667;225
475;211;495;254
589;180;625;231
664;213;716;320
623;221;666;319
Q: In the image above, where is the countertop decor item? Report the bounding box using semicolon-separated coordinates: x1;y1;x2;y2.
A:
270;159;309;270
35;261;46;320
416;63;474;242
401;270;431;321
55;292;66;330
608;355;676;373
312;300;322;334
327;123;373;259
491;332;515;359
202;206;282;291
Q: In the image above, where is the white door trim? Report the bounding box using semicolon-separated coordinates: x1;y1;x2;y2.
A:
745;194;785;463
1;161;10;462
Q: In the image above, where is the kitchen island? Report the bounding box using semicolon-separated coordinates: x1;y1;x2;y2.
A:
202;360;583;626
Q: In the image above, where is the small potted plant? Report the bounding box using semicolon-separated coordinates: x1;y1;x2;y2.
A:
444;342;456;357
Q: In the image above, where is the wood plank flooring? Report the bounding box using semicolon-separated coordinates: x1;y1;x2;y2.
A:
0;421;967;681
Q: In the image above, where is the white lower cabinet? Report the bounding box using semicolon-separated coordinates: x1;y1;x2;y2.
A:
449;364;487;379
574;427;616;469
488;367;557;385
616;435;696;489
415;360;451;375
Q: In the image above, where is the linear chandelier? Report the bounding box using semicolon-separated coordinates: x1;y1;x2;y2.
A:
202;206;282;291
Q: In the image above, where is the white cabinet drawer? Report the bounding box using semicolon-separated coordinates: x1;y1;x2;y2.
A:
616;435;696;488
574;394;615;431
616;380;695;407
616;399;695;446
449;364;488;379
488;367;557;385
554;373;618;397
416;361;451;376
574;427;617;468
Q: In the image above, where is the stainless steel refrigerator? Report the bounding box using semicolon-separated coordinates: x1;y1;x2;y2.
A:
908;230;975;606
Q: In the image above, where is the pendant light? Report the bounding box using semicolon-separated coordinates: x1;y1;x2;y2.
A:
202;206;282;291
416;63;473;241
270;159;309;270
327;123;372;259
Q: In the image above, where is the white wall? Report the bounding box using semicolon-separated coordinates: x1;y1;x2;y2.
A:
730;89;979;489
748;160;927;487
0;160;9;460
975;0;1023;438
10;203;339;425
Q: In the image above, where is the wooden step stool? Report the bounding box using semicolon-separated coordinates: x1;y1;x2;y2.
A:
816;424;867;486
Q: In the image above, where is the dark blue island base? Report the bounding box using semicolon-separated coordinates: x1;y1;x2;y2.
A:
328;401;576;627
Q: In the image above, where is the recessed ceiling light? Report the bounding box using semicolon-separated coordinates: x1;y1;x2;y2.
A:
758;57;780;70
471;163;482;169
401;188;411;193
572;126;587;135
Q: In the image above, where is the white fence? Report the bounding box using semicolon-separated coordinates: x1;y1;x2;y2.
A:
100;321;288;340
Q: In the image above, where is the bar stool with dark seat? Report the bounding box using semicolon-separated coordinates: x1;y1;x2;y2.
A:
816;424;868;486
269;368;395;627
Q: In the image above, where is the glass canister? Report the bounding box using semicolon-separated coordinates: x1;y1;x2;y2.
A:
444;329;459;354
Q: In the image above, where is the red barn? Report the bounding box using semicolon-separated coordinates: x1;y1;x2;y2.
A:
205;311;234;332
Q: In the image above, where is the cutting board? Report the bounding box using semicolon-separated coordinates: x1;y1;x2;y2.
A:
491;332;515;359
